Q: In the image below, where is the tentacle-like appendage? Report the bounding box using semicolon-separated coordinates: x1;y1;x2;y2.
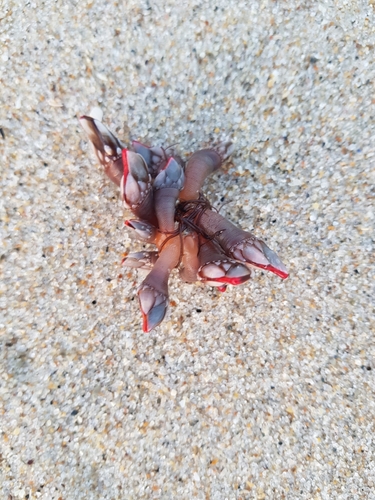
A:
179;233;200;283
122;251;159;270
124;219;158;243
179;149;222;202
122;149;158;225
197;238;251;287
153;158;185;233
79;116;125;186
138;236;181;332
198;210;289;279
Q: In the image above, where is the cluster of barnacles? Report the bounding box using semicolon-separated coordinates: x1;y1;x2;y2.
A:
80;112;288;332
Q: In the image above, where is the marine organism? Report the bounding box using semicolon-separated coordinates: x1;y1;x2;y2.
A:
80;112;288;332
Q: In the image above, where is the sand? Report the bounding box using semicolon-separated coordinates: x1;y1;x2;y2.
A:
1;0;375;498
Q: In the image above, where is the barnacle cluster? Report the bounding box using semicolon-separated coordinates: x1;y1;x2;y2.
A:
80;112;288;332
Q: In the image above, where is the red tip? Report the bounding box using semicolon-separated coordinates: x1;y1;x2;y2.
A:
218;285;227;292
142;314;150;333
266;265;289;279
164;157;175;170
252;263;289;279
212;275;251;286
122;148;129;179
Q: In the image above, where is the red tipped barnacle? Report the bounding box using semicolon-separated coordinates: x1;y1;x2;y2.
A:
124;219;158;243
138;285;169;333
79;115;125;186
197;209;288;280
231;237;289;280
121;149;157;226
80;112;288;332
197;239;251;288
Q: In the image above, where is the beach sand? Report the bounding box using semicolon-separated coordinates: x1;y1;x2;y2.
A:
1;1;375;498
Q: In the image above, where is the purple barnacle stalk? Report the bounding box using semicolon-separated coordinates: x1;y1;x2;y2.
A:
80;113;289;332
153;158;185;233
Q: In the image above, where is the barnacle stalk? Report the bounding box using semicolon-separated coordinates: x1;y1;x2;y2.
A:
138;236;181;332
179;149;221;202
179;142;234;202
179;233;200;283
153;158;185;233
198;210;289;279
